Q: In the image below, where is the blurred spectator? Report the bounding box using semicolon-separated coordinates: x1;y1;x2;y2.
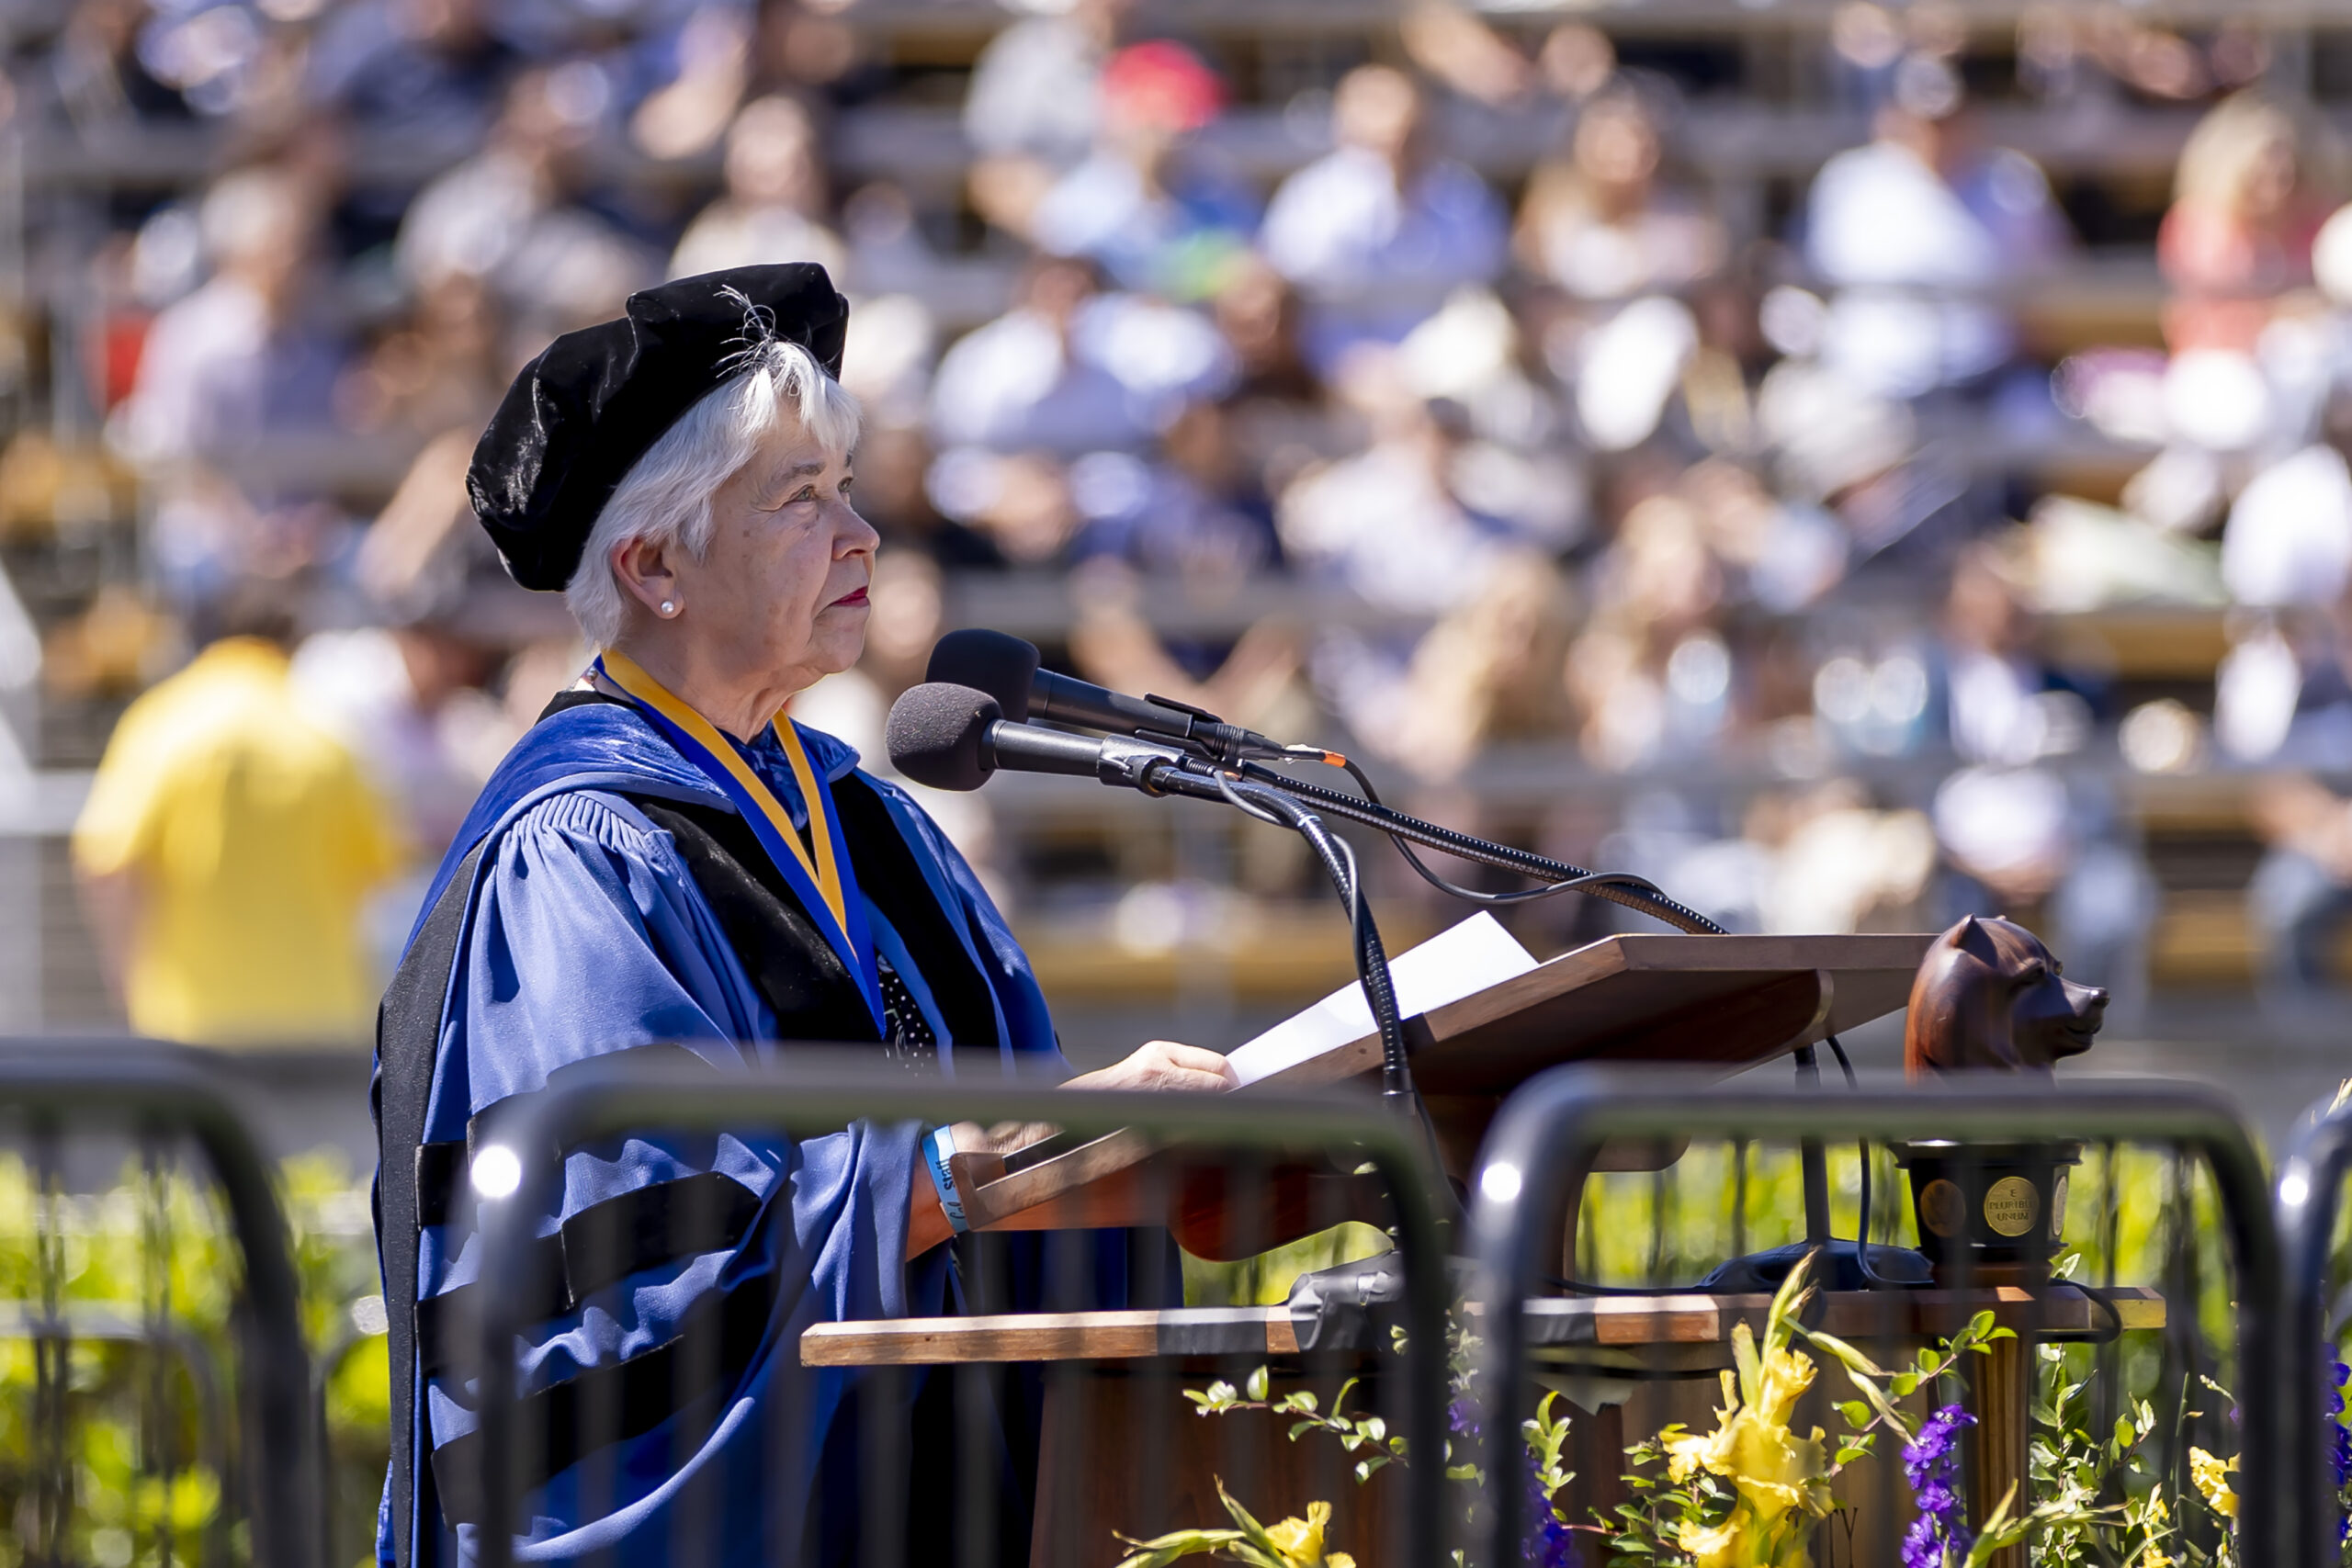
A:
962;0;1125;167
1377;549;1576;781
1280;367;1567;769
669;94;848;282
111;164;345;466
2214;597;2352;769
396;66;660;338
630;5;754;161
1934;541;2093;767
1397;8;1621;122
2247;772;2352;991
2221;441;2352;611
1211;256;1319;407
1069;400;1278;581
1564;490;1734;772
338;273;509;438
306;0;515;146
71;586;401;1045
2160;92;2334;355
1031;41;1257;302
927;254;1231;460
1061;397;1301;743
46;0;193;130
1277;369;1513;617
1640;779;1937;938
1802;53;2069;400
1930;763;2152;999
291;611;506;966
1515;88;1723;304
1260;64;1509;374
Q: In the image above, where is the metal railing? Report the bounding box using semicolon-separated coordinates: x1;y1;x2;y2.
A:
1464;1067;2282;1568
457;1056;1454;1568
2272;1089;2352;1566
0;1040;320;1568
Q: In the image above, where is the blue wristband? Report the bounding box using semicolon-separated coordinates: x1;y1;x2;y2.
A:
923;1125;969;1234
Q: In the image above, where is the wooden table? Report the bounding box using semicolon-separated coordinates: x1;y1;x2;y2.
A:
806;1287;2164;1566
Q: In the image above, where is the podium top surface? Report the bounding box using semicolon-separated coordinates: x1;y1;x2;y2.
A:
1261;931;1937;1096
800;1286;2161;1368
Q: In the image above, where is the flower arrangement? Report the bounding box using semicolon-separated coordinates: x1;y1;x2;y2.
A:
1114;1482;1358;1568
1127;1186;2301;1568
1145;1311;1578;1568
1607;1257;1838;1566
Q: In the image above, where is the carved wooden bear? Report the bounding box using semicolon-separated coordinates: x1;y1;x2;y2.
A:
1904;915;2109;1077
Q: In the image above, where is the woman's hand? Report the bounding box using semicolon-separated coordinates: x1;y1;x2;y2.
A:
1061;1041;1238;1094
907;1045;1236;1257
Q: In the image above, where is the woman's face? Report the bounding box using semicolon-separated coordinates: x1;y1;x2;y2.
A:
667;417;877;702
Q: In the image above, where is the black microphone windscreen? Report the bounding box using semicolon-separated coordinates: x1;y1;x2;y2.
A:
886;683;1002;792
925;630;1039;723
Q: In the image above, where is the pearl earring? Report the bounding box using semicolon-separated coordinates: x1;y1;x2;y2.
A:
660;600;676;616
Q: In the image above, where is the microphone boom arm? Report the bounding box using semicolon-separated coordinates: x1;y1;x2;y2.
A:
1233;761;1725;936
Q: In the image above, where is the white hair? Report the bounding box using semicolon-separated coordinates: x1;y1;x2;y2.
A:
564;337;862;647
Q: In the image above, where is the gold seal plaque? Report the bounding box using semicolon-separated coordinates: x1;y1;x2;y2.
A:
1918;1178;1968;1237
1983;1176;2041;1237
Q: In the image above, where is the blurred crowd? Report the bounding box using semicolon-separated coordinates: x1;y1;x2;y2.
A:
25;0;2352;1040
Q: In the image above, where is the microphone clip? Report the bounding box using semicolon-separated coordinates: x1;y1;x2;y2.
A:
1095;735;1191;795
1143;693;1279;765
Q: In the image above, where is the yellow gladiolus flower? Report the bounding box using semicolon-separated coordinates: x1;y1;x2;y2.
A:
2188;1447;2239;1519
1671;1322;1830;1522
1263;1502;1334;1566
1655;1258;1834;1568
1674;1517;1742;1568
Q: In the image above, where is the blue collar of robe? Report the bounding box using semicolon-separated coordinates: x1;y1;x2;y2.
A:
405;696;863;955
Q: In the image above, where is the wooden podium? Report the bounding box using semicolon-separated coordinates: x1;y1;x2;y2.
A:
807;931;1951;1566
953;931;1937;1247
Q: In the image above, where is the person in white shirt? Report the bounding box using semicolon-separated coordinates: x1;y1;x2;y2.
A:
1259;65;1509;374
113;165;344;467
669;95;849;283
926;254;1233;458
1802;54;2069;400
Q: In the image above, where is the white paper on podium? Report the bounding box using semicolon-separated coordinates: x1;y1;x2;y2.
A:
1224;912;1540;1088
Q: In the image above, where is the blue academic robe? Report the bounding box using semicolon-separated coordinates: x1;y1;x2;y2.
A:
372;697;1078;1568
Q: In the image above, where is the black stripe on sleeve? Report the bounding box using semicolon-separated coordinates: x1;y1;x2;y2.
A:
413;1170;765;1376
428;1267;781;1527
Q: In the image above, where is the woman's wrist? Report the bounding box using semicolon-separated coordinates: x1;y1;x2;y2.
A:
921;1123;971;1234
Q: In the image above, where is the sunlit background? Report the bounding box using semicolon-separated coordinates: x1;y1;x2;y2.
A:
3;0;2351;1152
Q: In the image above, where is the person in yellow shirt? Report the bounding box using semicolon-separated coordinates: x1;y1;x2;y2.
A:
73;593;401;1046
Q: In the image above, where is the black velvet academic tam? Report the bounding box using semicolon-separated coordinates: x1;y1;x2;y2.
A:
467;264;850;592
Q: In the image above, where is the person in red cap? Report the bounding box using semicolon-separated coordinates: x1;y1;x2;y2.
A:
1030;39;1261;301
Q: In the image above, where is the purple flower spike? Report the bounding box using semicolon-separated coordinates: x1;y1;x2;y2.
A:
1521;1468;1578;1568
1903;1404;1975;1566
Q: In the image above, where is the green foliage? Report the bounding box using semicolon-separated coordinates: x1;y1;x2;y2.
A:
0;1146;388;1568
1172;1302;1575;1560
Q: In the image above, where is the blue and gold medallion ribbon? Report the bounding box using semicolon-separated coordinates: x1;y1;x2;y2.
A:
595;649;886;1035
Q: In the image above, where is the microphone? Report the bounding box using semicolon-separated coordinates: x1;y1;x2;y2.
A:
887;682;1432;1130
926;629;1276;762
887;682;1190;793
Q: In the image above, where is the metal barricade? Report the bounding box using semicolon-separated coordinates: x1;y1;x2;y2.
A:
1467;1072;2277;1568
454;1057;1453;1568
2274;1088;2352;1566
0;1042;319;1568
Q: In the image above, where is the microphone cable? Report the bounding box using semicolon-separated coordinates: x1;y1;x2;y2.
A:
1207;764;1460;1210
1235;750;1728;936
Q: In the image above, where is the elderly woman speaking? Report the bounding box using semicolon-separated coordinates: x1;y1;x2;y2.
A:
373;265;1234;1568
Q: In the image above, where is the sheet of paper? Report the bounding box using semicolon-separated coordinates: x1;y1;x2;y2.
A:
1223;912;1540;1088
